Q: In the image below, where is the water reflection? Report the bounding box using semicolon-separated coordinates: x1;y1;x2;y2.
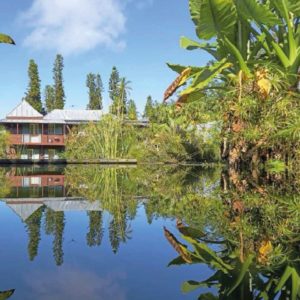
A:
165;169;300;299
2;165;297;299
0;165;219;267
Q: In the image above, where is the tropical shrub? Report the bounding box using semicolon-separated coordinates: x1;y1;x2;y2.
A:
65;115;136;159
165;0;300;168
0;126;10;158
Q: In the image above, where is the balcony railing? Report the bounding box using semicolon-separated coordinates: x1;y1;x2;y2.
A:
10;134;65;146
22;134;41;143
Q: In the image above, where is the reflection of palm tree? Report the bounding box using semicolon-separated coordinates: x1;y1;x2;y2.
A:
86;211;104;247
53;212;65;266
25;206;44;261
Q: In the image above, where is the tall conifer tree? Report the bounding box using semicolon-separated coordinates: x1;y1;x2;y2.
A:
53;54;65;109
86;73;103;110
108;66;120;114
44;85;55;113
25;59;42;113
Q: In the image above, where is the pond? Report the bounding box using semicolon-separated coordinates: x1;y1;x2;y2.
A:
0;165;299;300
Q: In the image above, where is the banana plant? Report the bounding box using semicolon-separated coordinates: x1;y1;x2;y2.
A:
164;0;300;103
165;225;300;300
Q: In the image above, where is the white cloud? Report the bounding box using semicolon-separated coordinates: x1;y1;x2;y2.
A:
20;0;126;55
24;267;127;300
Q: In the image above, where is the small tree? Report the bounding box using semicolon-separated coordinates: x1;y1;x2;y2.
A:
44;85;55;113
127;99;137;120
86;73;103;110
143;95;154;120
53;54;65;109
25;59;42;113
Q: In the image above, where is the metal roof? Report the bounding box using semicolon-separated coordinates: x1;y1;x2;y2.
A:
6;100;43;119
2;197;101;221
44;199;102;211
6;203;43;222
44;109;103;122
1;101;104;124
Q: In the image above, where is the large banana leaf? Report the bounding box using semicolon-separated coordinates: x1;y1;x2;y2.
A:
0;34;15;45
271;0;297;62
181;59;232;95
166;63;202;74
236;0;279;27
189;0;237;40
180;36;220;59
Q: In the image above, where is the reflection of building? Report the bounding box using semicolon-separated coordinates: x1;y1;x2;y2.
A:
1;168;102;221
0;100;103;160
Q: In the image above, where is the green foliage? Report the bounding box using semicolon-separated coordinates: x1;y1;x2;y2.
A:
0;168;11;198
109;66;121;115
143;95;154;119
65;115;135;159
127;99;137;120
0;127;9;159
53;54;65;109
86;211;104;247
109;66;120;102
86;73;103;110
166;0;300;167
25;207;43;261
44;85;55;113
130;101;221;163
53;211;65;266
265;159;286;174
25;59;42;113
110;77;131;118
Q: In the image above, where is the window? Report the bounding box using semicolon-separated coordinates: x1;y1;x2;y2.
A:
48;124;63;135
30;177;41;185
30;124;41;135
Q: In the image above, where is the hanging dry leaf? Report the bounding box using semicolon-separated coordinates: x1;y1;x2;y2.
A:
164;68;191;101
164;227;192;263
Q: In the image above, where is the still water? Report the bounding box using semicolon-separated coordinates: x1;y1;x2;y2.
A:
0;165;217;300
1;165;299;300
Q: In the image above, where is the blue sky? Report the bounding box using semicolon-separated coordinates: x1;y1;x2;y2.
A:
0;0;210;117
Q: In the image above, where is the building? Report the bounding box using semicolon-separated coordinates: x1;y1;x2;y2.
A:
1;166;102;222
0;100;103;160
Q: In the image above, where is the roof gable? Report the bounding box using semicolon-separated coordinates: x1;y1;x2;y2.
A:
7;203;43;221
7;100;43;119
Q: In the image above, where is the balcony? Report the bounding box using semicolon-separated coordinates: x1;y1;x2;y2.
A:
10;134;65;146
